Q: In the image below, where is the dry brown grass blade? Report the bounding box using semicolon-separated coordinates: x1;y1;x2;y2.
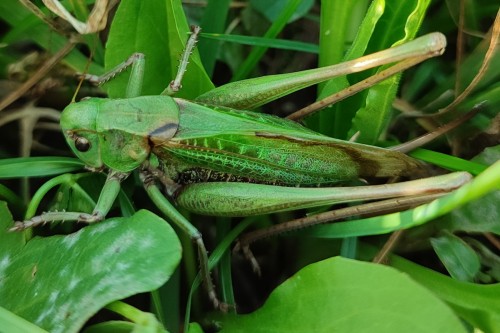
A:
18;0;67;35
372;230;404;264
0;103;61;157
41;0;118;34
390;102;484;153
0;41;75;112
434;8;500;116
484;233;500;251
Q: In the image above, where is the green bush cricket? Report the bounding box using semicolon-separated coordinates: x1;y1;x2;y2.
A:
10;27;474;309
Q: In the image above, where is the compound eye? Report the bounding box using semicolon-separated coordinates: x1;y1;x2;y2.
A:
74;136;91;152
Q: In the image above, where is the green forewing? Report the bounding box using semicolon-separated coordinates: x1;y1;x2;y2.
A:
154;99;421;185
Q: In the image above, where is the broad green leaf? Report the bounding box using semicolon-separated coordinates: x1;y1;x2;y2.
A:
382;248;500;333
0;202;25;257
187;322;205;333
0;205;181;333
163;0;214;97
216;257;466;333
105;0;213;99
444;189;500;234
465;238;500;283
473;145;500;165
0;306;48;333
431;232;481;282
441;145;500;234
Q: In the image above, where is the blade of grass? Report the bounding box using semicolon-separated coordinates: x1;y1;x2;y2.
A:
0;1;103;74
350;0;432;144
302;160;500;238
198;0;232;76
409;148;488;175
230;0;302;81
309;0;377;137
200;33;319;53
0;157;84;178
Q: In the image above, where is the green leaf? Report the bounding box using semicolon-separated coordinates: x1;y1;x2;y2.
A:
309;0;380;137
200;33;319;53
409;149;488;175
83;321;136;333
0;200;25;259
0;306;48;333
446;190;500;234
465;238;500;283
416;4;500;109
431;232;481;282
0;0;103;74
83;301;168;333
382;248;500;333
441;145;500;234
250;0;314;23
105;0;213;99
0;183;23;216
318;1;369;68
216;257;466;332
231;0;302;81
198;0;232;76
0;205;181;333
187;322;205;333
351;0;431;144
0;157;84;178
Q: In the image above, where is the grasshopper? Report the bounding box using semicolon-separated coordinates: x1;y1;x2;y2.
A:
11;27;472;308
